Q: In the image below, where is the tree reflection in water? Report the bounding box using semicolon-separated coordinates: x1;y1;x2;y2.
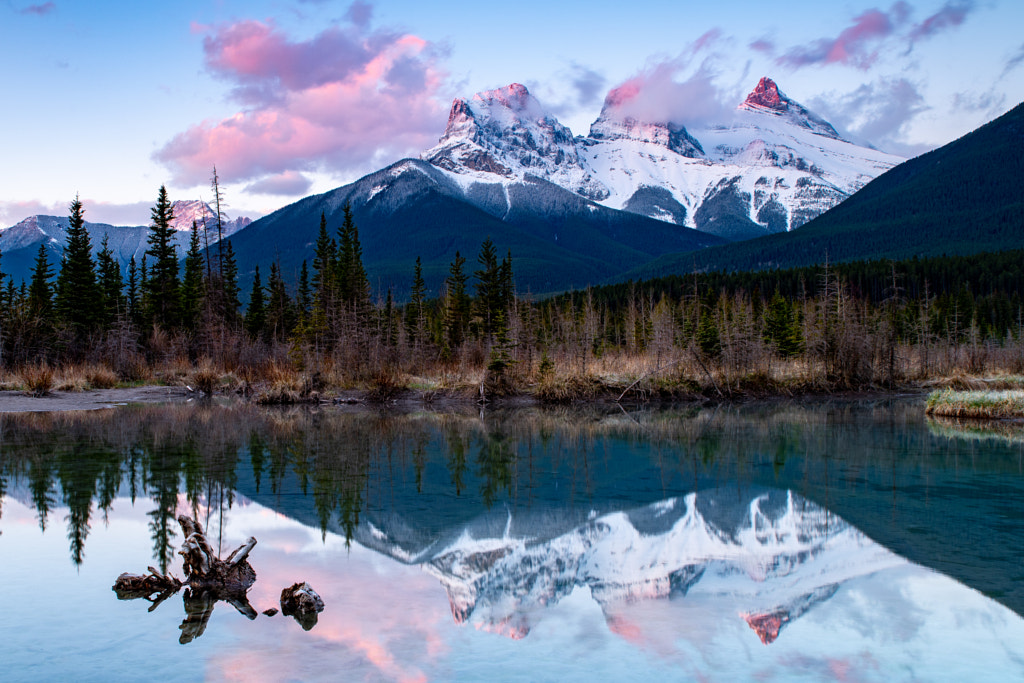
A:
1;400;1024;620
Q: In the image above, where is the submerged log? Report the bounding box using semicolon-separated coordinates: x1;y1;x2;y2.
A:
113;566;183;601
280;582;325;631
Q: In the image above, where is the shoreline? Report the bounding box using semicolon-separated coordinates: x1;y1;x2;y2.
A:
0;383;929;414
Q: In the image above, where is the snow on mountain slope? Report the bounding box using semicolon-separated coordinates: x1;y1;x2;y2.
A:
422;78;903;241
356;489;903;641
423;83;610;201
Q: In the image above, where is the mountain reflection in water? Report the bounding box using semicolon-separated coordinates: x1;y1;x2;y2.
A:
2;400;1024;681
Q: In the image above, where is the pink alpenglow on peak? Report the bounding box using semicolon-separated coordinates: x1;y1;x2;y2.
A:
738;76;842;140
744;77;788;111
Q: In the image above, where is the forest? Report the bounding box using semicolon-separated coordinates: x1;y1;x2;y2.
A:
3;186;1024;401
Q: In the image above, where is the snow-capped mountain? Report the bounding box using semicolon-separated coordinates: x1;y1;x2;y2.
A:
354;489;903;642
421;78;903;240
0;200;250;281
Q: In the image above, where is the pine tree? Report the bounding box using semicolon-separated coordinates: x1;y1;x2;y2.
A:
54;195;101;336
145;185;180;329
126;255;139;327
296;260;311;321
219;240;241;327
264;261;294;342
405;256;426;343
27;244;54;322
244;266;265;338
180;221;206;332
96;235;124;327
443;251;470;349
312;212;335;307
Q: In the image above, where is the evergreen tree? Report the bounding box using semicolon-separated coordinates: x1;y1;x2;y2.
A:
244;265;266;338
336;203;369;313
144;185;180;329
96;235;124;327
405;256;426;343
219;240;241;327
443;251;470;349
312;212;335;306
27;244;54;322
126;255;140;327
180;220;206;332
296;260;311;321
54;195;101;336
264;261;294;342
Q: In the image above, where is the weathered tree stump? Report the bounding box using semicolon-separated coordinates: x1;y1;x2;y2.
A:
114;515;261;644
280;582;325;631
177;515;257;592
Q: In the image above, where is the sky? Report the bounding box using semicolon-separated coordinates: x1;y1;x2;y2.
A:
1;0;1022;228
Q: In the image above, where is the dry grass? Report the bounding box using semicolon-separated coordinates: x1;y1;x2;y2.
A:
535;373;607;403
925;389;1024;419
19;364;54;397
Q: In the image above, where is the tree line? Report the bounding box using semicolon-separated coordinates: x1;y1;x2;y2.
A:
3;181;1024;393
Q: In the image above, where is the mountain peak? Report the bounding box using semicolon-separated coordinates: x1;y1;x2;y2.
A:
423;84;609;199
588;83;705;158
474;83;533;111
738;76;841;140
744;77;787;111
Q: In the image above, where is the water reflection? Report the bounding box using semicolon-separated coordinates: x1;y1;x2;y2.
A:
2;401;1024;680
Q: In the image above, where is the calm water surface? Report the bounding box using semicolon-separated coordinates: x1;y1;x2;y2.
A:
1;399;1023;682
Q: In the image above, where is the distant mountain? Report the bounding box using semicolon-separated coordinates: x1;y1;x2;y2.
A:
224;159;726;297
626;98;1024;277
424;78;901;240
0;201;250;283
224;77;897;296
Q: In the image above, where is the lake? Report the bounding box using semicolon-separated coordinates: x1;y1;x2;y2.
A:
1;399;1023;682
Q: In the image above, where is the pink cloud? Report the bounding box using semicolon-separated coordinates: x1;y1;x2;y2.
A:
599;63;737;129
778;7;901;69
155;14;449;188
777;1;976;71
909;0;974;41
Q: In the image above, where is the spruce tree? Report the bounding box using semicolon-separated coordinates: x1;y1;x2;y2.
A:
244;265;265;338
296;260;311;322
96;235;124;327
126;255;139;327
28;244;54;322
145;185;180;329
443;251;470;348
219;240;241;327
180;221;206;332
264;261;294;342
54;195;101;336
405;256;426;343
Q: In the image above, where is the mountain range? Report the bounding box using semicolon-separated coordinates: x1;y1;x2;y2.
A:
0;200;250;284
221;77;901;295
2;77;1019;294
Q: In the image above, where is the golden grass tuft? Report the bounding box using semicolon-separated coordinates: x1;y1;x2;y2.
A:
925;389;1024;419
20;364;54;397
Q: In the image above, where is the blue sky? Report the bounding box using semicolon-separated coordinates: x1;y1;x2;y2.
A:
1;0;1022;227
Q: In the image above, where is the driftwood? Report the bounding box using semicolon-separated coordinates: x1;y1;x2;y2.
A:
280;582;325;631
178;515;257;592
113;515;260;644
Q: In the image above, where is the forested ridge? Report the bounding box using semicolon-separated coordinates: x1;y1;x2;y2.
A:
5;174;1024;400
